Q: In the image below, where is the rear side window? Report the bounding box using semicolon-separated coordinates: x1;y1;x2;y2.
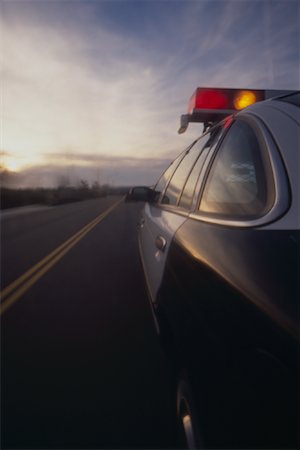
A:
155;153;184;196
199;120;275;218
161;135;211;206
178;147;210;210
178;126;223;210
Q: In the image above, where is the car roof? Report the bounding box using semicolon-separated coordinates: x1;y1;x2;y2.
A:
272;91;300;107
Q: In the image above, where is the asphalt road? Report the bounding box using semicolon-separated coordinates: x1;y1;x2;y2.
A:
1;197;176;449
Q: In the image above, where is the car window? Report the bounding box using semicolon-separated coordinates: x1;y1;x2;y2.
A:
155;151;186;197
199;119;275;218
178;126;224;210
161;136;211;206
177;147;210;210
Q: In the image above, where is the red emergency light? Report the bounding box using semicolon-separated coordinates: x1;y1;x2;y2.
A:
188;89;230;113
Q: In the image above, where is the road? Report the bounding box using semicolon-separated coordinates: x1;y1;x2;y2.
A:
1;197;176;449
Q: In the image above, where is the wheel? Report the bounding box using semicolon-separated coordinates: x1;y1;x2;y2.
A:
176;372;203;449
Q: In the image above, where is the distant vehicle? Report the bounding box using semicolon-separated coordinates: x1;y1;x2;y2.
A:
126;88;300;449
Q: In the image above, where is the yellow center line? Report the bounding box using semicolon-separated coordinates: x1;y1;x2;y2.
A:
0;197;124;315
2;211;102;300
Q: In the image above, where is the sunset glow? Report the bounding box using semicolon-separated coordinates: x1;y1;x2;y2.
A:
1;0;299;187
3;159;21;173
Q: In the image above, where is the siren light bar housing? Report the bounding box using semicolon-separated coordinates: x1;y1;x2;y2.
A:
178;87;296;133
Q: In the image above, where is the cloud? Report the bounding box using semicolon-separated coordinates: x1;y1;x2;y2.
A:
0;150;12;158
1;0;299;188
43;151;171;167
2;1;197;163
163;1;299;90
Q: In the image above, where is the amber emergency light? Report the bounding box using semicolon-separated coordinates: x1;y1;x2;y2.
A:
178;87;292;134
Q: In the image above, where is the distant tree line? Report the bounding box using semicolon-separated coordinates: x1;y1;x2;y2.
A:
0;180;130;209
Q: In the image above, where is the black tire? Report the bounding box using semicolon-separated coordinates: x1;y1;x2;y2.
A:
176;372;203;449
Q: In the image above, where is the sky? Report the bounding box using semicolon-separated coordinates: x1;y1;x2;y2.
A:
1;0;299;188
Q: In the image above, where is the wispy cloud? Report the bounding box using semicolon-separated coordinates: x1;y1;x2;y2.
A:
44;151;171;167
1;0;299;187
2;2;189;163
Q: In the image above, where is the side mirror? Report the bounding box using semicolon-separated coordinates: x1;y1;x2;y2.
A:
125;186;158;203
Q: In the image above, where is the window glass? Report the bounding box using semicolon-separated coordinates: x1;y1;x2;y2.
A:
155;153;184;196
179;126;223;210
178;147;210;209
161;139;208;206
200;120;274;218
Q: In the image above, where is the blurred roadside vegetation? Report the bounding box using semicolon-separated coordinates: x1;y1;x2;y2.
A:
0;180;129;209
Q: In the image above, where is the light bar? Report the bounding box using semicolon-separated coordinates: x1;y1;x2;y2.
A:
187;88;264;115
178;87;293;134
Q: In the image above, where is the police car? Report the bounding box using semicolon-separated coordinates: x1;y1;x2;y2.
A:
126;88;299;449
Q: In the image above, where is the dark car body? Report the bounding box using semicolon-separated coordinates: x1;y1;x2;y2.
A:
127;91;300;448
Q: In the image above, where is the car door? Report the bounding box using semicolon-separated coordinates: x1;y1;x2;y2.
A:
139;152;188;305
139;131;219;305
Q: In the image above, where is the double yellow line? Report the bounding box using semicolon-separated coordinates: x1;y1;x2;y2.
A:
0;198;123;316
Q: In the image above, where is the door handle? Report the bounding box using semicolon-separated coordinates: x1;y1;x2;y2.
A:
155;235;167;252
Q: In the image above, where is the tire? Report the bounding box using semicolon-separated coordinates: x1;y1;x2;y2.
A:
176;372;203;449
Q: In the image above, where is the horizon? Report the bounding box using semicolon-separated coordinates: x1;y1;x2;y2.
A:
1;0;299;188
